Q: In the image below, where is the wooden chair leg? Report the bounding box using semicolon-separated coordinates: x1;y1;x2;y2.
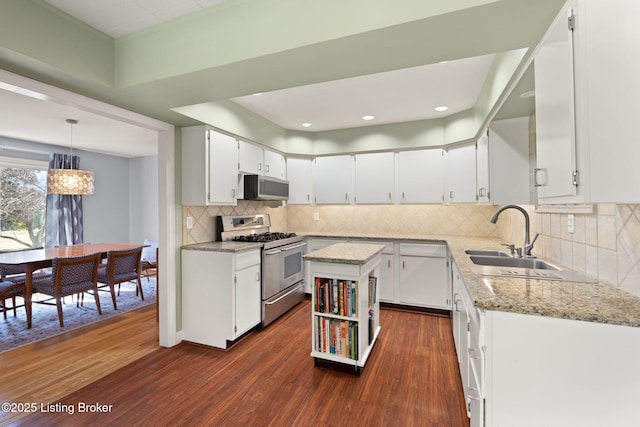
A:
94;285;102;315
110;284;118;310
56;298;64;327
138;278;144;301
2;298;6;320
12;296;17;317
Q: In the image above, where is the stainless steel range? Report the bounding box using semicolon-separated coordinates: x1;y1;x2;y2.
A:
217;214;306;328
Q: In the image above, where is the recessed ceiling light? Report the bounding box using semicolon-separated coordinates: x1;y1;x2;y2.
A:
434;106;449;112
520;90;535;98
362;115;375;121
301;123;312;128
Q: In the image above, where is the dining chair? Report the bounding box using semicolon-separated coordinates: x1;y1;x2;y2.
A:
31;253;102;327
140;239;158;282
0;280;24;319
97;247;143;310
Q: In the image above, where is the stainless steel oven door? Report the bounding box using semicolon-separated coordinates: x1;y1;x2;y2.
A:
262;241;306;299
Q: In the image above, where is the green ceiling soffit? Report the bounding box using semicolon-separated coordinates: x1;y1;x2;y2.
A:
0;0;114;87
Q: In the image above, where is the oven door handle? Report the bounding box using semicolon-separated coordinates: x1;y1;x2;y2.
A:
264;281;305;305
281;242;307;251
264;249;282;255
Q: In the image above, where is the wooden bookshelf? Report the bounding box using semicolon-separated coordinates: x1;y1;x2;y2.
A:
304;243;383;373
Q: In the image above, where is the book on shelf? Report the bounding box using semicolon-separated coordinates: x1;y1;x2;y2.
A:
316;316;358;360
314;277;358;317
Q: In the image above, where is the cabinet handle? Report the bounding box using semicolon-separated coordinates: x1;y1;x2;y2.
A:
402;192;406;202
266;164;270;172
450;190;454;200
388;260;391;268
402;261;406;269
307;193;310;201
478;187;488;198
534;168;547;187
345;193;349;202
258;162;262;171
468;348;482;359
256;272;260;282
231;188;236;198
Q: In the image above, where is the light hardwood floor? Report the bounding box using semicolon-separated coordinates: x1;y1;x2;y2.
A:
1;301;468;426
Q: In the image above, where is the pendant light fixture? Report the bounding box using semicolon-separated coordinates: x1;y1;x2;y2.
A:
46;119;95;195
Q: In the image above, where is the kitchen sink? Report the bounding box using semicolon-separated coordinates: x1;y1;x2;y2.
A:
469;255;560;270
464;249;511;257
463;250;598;283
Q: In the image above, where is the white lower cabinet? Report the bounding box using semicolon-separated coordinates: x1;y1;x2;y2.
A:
398;243;451;310
452;258;640;427
181;248;261;349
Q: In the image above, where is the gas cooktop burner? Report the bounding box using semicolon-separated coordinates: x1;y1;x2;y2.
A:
233;232;297;243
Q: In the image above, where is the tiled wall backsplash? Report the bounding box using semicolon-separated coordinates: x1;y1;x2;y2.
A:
285;205;500;237
497;204;640;297
183;201;640;298
182;201;288;245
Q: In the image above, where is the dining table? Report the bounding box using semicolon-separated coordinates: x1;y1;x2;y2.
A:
0;243;146;328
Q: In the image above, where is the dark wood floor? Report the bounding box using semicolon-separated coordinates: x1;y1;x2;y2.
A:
14;300;468;426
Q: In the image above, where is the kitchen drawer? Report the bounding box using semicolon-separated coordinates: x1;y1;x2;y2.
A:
399;243;447;258
235;249;261;270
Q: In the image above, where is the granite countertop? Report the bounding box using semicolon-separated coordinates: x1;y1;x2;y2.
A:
182;241;263;253
303;242;385;265
302;232;640;327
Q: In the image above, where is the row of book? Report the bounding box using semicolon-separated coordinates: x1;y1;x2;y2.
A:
316;317;358;360
314;277;358;317
368;276;377;307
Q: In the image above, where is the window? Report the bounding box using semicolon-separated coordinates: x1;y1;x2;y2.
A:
0;157;48;250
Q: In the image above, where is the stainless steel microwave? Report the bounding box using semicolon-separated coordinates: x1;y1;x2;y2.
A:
243;174;289;201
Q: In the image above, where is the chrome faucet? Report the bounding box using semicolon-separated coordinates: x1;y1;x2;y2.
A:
490;205;539;257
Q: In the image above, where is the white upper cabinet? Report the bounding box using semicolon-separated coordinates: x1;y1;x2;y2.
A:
534;0;640;204
263;149;286;180
398;149;444;204
354;152;394;204
182;126;239;206
287;157;313;205
313;155;354;205
534;1;578;201
239;141;287;180
488;117;531;205
446;143;477;203
238;140;263;175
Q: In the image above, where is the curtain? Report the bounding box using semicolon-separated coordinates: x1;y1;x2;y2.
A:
45;153;84;247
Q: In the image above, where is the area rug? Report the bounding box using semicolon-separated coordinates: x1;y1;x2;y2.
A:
0;277;156;354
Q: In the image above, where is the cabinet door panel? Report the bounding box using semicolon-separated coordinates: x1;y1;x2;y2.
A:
313;155;353;204
399;255;450;309
534;3;577;200
378;254;394;302
287;158;313;204
234;264;261;337
208;131;239;205
355;152;394;204
264;149;286;179
238;140;263;175
398;149;444;203
447;144;477;203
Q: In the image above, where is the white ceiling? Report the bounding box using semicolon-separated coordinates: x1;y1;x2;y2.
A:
232;54;496;132
44;0;230;39
0;84;159;158
0;1;534;158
